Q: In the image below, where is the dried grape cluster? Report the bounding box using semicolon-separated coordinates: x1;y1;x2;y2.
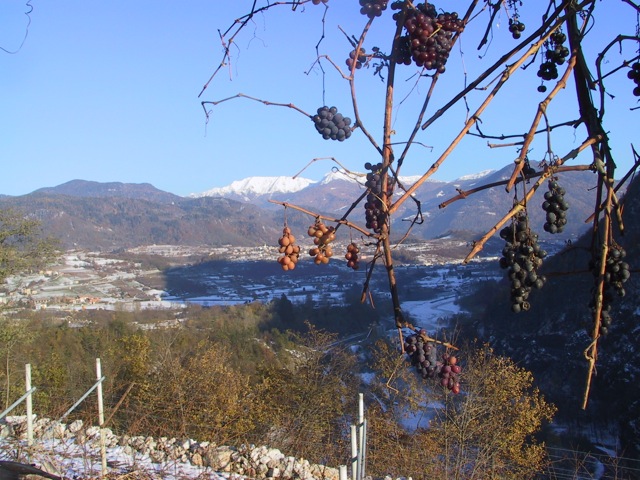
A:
359;0;388;18
312;106;352;141
308;220;336;265
345;242;361;270
346;48;367;70
537;30;569;90
542;179;569;234
588;245;631;336
404;331;461;394
627;62;640;97
277;227;300;271
391;1;464;73
508;18;526;39
499;213;547;313
364;162;387;234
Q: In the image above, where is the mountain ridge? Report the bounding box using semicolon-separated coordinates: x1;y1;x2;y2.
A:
0;163;600;250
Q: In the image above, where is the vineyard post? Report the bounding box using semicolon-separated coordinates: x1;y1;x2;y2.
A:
25;363;33;446
350;424;358;480
96;358;107;477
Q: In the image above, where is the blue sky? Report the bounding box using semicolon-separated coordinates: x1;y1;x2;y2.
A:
1;1;638;197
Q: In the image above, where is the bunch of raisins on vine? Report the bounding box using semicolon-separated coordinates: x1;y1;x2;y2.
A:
499;213;547;313
312;106;352;141
307;220;336;264
628;62;640;97
359;0;388;18
404;331;461;394
537;30;569;91
542;179;569;234
363;162;387;234
277;227;300;271
346;48;367;70
508;17;525;39
345;242;361;270
391;2;464;73
588;244;631;336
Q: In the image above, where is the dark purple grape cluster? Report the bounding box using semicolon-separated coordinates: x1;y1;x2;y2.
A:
391;2;464;73
364;162;387;233
588;245;630;336
499;213;547;313
403;331;461;394
345;242;361;270
312;106;352;141
359;0;388;18
537;30;569;83
392;35;413;66
346;48;367;70
508;18;525;39
311;0;328;4
542;179;569;234
627;62;640;97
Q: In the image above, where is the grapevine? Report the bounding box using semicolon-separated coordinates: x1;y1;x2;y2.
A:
202;0;640;410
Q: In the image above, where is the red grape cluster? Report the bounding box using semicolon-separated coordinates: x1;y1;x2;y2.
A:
537;30;569;89
391;2;464;73
542;179;569;234
359;0;388;18
404;331;461;394
627;62;640;97
311;0;328;4
277;227;301;271
364;162;387;234
439;353;461;394
346;48;367;70
508;18;526;39
345;242;361;270
499;213;547;313
312;106;353;141
588;245;630;336
308;220;336;265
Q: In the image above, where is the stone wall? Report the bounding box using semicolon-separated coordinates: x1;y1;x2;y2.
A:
1;416;341;480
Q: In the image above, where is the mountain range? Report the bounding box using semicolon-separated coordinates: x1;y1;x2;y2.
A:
0;163;601;251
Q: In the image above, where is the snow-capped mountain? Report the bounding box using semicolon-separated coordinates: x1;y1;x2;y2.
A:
190;176;317;201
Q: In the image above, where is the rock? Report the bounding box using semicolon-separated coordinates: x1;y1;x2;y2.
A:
149;450;166;463
68;419;83;433
205;446;235;471
191;452;203;467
